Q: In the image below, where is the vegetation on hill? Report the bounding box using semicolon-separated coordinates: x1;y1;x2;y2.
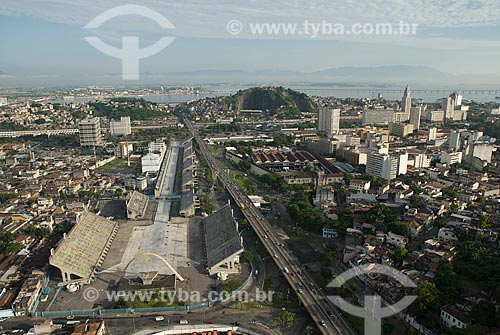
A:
223;86;316;115
89;98;165;120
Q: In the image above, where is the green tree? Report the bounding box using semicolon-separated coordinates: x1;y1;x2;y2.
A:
5;241;23;255
239;218;249;228
403;326;419;335
305;325;315;335
112;297;128;309
410;281;440;318
433;216;447;228
0;193;17;203
382;323;394;335
386;221;410;238
367;204;398;224
471;300;497;327
451;324;488;335
114;188;123;198
435;260;458;296
238;160;251;172
24;226;50;239
273;310;295;330
272;291;285;306
0;229;15;243
323;250;335;266
241;251;254;263
479;215;494;229
287;193;325;233
393;247;408;262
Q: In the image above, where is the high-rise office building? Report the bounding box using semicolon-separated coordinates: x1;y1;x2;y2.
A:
428;127;437;141
451;92;463;107
390;123;414;137
442;96;455;121
401;86;412;115
366;151;407;181
449;130;460;150
441;151;463;165
318;107;340;138
110;116;132;136
409;106;422;130
472;143;495;163
78;118;103;147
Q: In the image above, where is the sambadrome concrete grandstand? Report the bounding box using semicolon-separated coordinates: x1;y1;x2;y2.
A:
49;212;118;285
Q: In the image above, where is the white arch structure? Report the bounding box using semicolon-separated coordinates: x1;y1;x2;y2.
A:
123;252;184;283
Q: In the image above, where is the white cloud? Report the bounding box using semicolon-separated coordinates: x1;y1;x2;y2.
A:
2;0;500;33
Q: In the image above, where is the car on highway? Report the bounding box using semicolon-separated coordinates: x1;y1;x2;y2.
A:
327;311;333;317
320;320;326;327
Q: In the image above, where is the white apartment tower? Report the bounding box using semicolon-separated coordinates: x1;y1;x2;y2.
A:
110;116;132;136
318;107;340;138
428;127;437;141
78;118;103;147
451;92;463;107
410;106;423;130
366;151;407;181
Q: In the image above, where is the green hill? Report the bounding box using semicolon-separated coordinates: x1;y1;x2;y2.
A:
223;86;316;114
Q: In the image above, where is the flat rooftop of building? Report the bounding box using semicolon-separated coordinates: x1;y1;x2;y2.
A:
126;190;149;215
203;205;243;268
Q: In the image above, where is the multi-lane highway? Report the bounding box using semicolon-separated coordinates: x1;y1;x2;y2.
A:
185;118;356;335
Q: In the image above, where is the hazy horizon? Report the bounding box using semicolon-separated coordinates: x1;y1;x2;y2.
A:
1;0;500;87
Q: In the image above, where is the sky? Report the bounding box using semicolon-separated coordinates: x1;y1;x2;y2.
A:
1;0;500;87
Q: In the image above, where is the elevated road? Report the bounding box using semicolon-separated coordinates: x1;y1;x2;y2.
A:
0;128;79;138
185;118;356;335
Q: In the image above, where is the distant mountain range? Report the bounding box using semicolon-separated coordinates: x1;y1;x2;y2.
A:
0;66;499;87
161;65;492;85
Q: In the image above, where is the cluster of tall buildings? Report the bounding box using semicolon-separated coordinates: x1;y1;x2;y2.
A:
313;86;492;181
441;129;497;169
362;87;468;131
77;116;132;147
